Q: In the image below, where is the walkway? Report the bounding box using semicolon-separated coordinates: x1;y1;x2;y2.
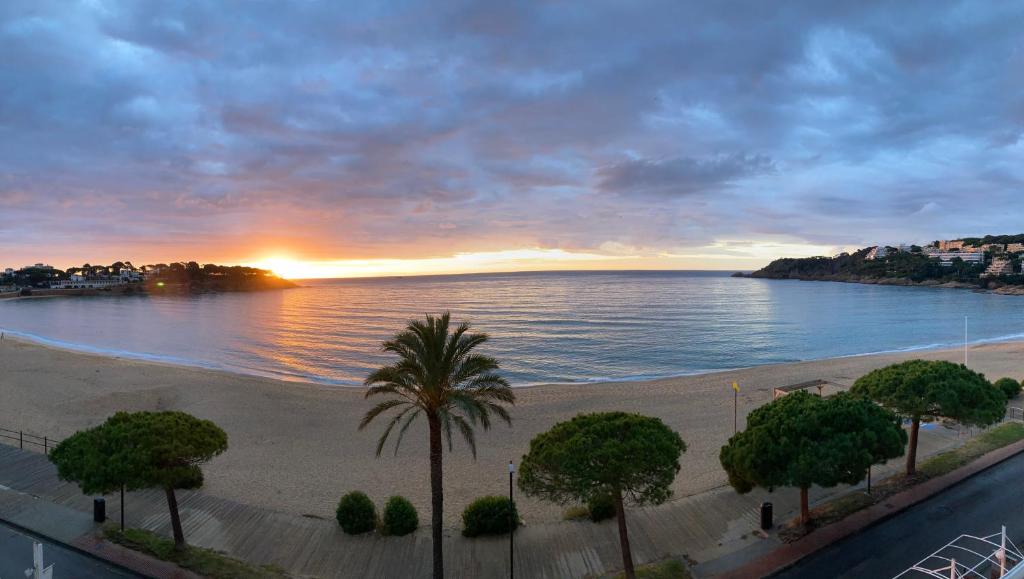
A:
0;424;968;578
0;520;141;579
773;445;1024;578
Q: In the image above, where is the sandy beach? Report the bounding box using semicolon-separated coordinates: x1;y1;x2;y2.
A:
0;336;1021;525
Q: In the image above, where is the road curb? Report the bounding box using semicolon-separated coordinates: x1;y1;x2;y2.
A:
0;515;155;578
714;436;1024;578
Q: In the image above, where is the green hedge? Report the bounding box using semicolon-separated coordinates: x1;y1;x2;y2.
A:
462;496;519;537
382;496;419;536
336;491;377;535
587;494;616;522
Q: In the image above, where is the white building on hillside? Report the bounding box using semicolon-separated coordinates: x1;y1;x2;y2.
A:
51;277;124;289
866;246;890;260
930;252;986;267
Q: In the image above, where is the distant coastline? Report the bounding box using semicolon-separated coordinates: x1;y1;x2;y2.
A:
733;272;1024;296
740;233;1024;296
1;261;296;299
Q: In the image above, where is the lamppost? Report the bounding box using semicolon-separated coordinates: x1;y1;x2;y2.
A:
509;460;515;579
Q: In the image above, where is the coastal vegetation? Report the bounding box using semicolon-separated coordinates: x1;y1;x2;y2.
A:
743;234;1024;290
336;491;378;535
518;412;686;579
851;360;1006;475
719;391;906;525
747;247;982;283
0;260;295;293
50;411;228;551
360;312;516;579
461;495;520;537
105;527;289;579
604;559;692;579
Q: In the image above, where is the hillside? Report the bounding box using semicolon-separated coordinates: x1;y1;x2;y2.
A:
743;240;1024;292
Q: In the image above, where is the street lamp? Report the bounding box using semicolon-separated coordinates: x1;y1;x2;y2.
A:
509;460;515;579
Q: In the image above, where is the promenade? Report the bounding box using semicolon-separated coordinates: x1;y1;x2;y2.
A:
0;424;966;578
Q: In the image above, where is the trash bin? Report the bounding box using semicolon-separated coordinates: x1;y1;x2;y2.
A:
760;501;773;530
93;497;106;523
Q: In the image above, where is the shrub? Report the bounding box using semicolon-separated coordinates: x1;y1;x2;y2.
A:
587;493;616;522
336;491;377;535
995;377;1023;400
462;496;519;537
381;496;418;536
562;505;589;521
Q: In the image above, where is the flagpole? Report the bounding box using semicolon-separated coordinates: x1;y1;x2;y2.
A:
732;382;739;434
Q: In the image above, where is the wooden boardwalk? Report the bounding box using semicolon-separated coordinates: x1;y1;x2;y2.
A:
0;424;968;578
0;444;781;577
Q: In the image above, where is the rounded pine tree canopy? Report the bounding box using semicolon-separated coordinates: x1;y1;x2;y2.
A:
517;411;686;506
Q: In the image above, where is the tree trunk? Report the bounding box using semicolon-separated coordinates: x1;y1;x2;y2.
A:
799;486;810;526
907;416;921;476
614;490;636;579
164;486;186;550
428;414;444;579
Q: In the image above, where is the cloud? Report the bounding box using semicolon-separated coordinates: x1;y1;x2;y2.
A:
597;154;775;197
0;1;1023;268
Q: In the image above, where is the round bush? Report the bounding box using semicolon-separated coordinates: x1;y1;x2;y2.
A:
382;495;419;536
995;377;1023;400
462;496;519;537
587;494;616;522
336;491;377;535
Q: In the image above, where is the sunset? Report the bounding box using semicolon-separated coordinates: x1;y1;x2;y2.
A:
3;2;1024;578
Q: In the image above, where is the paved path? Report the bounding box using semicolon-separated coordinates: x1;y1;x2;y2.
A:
0;520;141;578
0;423;969;579
773;448;1024;578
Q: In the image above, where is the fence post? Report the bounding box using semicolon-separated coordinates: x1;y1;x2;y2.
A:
19;431;23;450
44;436;48;455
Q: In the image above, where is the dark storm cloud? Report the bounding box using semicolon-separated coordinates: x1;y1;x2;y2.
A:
598;154;776;197
1;0;1023;264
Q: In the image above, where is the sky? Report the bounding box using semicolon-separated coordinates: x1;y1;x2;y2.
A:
1;1;1023;278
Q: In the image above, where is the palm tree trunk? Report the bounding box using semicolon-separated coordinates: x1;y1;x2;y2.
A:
907;416;920;476
164;486;186;550
428;414;444;579
799;486;810;526
613;490;635;579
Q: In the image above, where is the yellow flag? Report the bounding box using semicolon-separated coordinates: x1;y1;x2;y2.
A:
732;381;740;393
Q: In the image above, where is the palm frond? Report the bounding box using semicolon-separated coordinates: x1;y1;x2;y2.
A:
392;408;422;456
359;399;408;430
450;414;478;459
374;404;416;457
360;313;514;462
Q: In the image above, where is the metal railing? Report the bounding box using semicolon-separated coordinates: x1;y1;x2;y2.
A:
1007;407;1023;422
0;428;61;455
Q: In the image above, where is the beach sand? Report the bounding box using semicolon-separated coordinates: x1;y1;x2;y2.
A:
0;336;1021;525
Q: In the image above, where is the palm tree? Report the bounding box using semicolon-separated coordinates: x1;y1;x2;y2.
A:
360;312;515;579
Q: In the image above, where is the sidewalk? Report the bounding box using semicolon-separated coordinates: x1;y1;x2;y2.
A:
0;423;970;578
0;480;198;578
711;437;1024;579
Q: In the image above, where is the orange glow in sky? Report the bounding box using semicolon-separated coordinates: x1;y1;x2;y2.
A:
248;241;844;279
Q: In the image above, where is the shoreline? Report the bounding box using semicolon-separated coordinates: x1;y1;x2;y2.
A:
3;324;1024;389
1;335;1023;526
737;273;1024;295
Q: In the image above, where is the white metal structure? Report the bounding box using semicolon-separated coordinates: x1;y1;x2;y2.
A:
893;527;1024;578
24;542;54;579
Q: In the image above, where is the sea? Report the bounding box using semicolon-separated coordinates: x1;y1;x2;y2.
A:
1;271;1022;386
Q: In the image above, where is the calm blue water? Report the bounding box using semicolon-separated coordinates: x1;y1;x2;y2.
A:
1;271;1022;386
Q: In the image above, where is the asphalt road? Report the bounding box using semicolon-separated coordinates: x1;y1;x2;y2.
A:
0;522;141;579
775;451;1024;578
